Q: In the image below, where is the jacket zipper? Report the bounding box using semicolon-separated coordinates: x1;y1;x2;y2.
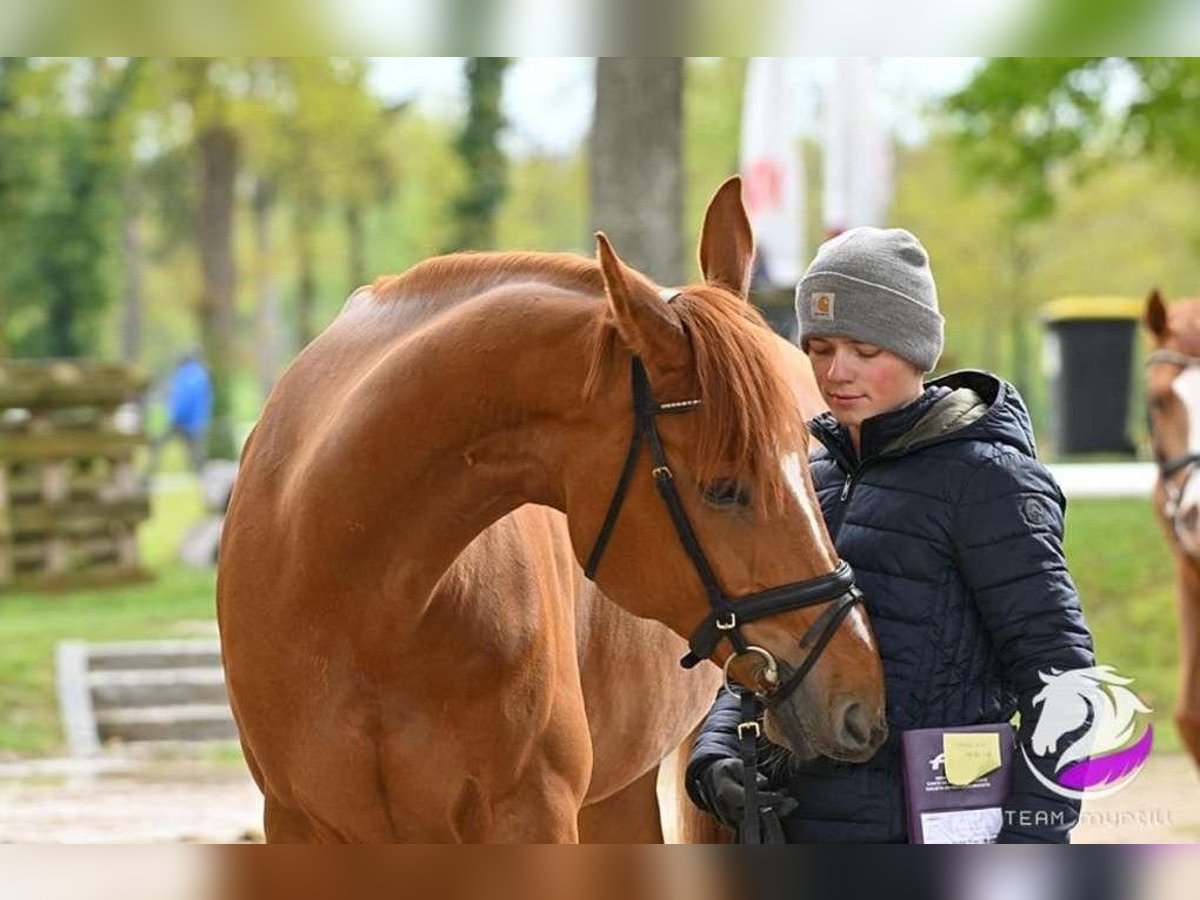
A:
837;454;900;504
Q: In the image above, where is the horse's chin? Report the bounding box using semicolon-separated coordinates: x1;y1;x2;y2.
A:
764;703;882;764
763;708;818;762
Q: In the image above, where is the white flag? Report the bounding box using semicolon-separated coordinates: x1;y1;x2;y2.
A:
740;57;804;289
823;57;894;237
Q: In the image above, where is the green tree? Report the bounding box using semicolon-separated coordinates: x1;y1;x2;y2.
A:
447;57;511;252
0;58;34;358
0;59;142;358
43;59;144;357
942;57;1200;398
942;58;1110;398
177;58;241;460
236;59;396;352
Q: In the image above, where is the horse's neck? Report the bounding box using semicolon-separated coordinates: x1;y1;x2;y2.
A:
285;285;603;602
1177;550;1200;595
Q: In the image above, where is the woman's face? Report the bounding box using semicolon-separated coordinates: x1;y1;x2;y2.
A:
806;336;926;429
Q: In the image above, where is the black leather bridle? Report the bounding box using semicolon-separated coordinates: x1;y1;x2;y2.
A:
1146;349;1200;539
584;354;865;709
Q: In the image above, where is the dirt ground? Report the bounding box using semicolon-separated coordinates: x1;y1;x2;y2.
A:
1;751;1196;843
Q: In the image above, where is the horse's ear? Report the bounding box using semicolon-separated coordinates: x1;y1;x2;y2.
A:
698;175;755;301
595;232;689;370
1145;288;1169;341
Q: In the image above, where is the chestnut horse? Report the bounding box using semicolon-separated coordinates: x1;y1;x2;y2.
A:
216;178;887;842
1143;288;1200;769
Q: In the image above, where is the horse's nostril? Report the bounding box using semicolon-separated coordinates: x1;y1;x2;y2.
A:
839;701;873;749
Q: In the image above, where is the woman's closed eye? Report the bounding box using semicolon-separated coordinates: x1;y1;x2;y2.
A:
701;479;752;509
851;343;881;359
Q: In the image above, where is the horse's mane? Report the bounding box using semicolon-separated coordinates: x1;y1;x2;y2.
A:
585;283;807;516
371;251;805;515
371;251;605;311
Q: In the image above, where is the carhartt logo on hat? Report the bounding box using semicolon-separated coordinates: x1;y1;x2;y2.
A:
795;226;945;372
811;291;835;320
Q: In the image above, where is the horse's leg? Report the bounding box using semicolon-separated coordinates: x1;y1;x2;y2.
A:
1176;564;1200;769
577;765;664;843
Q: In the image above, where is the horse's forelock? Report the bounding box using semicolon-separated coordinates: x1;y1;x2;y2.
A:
582;284;807;515
671;284;808;515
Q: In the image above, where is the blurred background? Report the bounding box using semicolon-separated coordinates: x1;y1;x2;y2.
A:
0;55;1199;847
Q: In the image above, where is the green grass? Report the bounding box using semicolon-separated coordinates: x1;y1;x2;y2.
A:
1063;498;1181;753
0;494;1186;758
0;480;217;757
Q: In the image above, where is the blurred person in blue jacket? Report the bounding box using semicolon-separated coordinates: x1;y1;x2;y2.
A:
148;349;213;475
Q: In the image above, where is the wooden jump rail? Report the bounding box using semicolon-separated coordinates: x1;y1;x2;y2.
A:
0;360;151;591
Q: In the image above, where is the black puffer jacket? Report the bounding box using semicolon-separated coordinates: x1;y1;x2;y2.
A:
686;370;1095;843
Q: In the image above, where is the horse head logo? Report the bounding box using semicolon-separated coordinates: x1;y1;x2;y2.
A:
1024;665;1153;799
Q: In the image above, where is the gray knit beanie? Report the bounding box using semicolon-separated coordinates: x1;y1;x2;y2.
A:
795;227;944;372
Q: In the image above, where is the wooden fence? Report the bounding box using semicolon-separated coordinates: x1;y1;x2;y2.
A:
0;360;151;591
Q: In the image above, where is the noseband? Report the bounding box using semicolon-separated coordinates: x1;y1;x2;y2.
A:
584;355;864;707
1146;349;1200;537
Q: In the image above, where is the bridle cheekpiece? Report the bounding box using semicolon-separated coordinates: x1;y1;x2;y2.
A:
583;348;864;708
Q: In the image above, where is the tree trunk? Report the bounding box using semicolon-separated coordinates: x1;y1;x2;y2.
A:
120;174;144;365
196;123;238;460
345;202;367;291
1007;228;1034;400
294;198;319;349
590;58;684;285
252;177;284;401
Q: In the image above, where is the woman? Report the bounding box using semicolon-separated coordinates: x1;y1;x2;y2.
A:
685;227;1095;843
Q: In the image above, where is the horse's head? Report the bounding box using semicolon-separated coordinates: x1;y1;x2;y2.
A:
1030;666;1149;767
1030;668;1098;756
1144;289;1200;558
562;178;886;763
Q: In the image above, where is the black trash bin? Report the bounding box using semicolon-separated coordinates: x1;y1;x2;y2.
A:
1042;296;1142;456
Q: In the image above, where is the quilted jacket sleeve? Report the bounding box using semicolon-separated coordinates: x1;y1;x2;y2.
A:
684;688;742;812
953;452;1096;843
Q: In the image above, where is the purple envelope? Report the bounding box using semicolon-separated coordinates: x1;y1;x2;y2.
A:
900;723;1016;844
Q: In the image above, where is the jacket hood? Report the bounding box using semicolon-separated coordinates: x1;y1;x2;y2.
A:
809;369;1039;464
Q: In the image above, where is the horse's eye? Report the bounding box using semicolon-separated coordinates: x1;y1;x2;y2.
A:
702;479;751;509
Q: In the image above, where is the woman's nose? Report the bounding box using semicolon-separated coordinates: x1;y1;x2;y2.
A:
827;352;852;381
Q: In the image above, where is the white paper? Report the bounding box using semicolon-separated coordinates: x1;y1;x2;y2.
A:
920;807;1003;844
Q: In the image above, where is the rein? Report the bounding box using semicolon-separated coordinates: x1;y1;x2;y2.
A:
1145;350;1200;534
584;356;864;708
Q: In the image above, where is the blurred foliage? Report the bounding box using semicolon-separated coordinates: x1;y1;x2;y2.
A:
447;58;511;252
943;58;1200;227
892;133;1200;442
943;58;1106;222
683;57;746;276
7;56;1200;454
940;56;1200;412
0;59;142;357
1013;0;1176;55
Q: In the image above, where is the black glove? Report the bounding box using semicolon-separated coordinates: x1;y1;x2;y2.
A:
697;757;798;830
